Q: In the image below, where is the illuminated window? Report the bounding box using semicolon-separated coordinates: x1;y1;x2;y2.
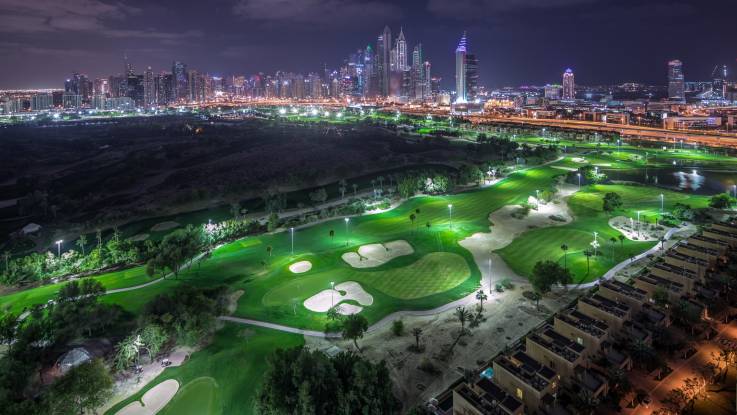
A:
516;388;523;400
576;337;583;345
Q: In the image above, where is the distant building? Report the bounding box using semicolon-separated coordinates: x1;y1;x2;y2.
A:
172;61;189;101
668;59;685;102
544;84;563;99
377;26;392;97
31;93;53;111
562;68;575;100
143;66;156;107
465;53;479;101
455;32;468;103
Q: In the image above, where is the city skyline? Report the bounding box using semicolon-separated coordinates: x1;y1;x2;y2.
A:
0;0;736;89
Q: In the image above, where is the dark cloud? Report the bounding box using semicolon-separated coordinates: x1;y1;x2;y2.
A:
427;0;599;18
233;0;402;26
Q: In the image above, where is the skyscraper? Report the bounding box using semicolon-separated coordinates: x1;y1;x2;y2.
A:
455;32;467;103
395;28;408;72
143;66;155;107
562;68;575;100
712;64;727;99
465;54;478;101
377;26;392;97
668;60;685;102
172;61;188;101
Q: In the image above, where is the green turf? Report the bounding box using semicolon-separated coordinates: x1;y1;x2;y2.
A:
105;324;304;415
497;183;711;283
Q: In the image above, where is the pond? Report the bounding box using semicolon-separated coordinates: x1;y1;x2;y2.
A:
603;167;737;196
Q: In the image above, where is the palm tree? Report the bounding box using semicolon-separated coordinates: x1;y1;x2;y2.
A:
412;327;423;351
560;244;569;269
618;234;625;249
96;228;102;249
409;213;416;229
609;237;617;261
628;338;655;369
329;229;335;242
76;234;87;256
426;222;431;232
415;208;420;215
377;176;384;190
475;290;488;312
660;237;667;250
455;306;472;333
583;249;593;275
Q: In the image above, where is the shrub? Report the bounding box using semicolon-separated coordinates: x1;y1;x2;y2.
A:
391;319;404;336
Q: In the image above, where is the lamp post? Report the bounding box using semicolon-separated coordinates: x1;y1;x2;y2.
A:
733;185;737;199
55;240;63;257
637;211;641;237
330;281;335;309
488;257;492;295
344;217;350;245
448;204;453;229
660;194;664;214
577;173;581;189
290;227;294;256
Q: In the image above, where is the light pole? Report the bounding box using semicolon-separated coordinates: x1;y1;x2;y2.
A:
660;194;664;214
488;257;492;294
55;240;63;257
577;173;581;189
636;211;641;237
733;185;737;199
448;204;453;229
290;227;294;255
344;217;350;245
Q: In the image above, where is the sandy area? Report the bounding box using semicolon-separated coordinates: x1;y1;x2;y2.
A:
116;379;179;415
609;216;667;241
342;240;414;268
150;221;180;232
289;260;312;273
303;281;373;313
571;157;586;163
129;233;150;242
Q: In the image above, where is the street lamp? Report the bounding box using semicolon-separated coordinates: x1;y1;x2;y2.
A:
577;173;581;189
488;257;492;294
733;185;737;199
448;204;453;229
344;217;350;245
290;227;295;255
636;211;641;237
660;194;664;214
330;281;335;309
55;240;63;257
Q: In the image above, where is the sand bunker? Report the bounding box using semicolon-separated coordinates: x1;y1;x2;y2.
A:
335;303;364;315
150;221;180;232
304;281;373;314
117;379;179;415
571;157;587;163
609;216;667;241
342;240;413;268
289;261;312;273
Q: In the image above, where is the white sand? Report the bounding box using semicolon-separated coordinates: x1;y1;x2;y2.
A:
150;221;180;232
303;281;373;313
342;240;413;268
609;216;667;242
116;379;179;415
129;233;150;242
571;157;587;163
288;261;312;273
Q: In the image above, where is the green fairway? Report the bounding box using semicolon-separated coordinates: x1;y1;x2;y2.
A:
497;183;711;283
105;324;304;415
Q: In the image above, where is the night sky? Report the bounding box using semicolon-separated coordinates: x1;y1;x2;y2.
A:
0;0;735;89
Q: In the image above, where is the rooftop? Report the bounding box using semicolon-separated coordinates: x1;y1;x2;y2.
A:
579;294;629;319
600;280;647;302
528;325;585;363
555;309;609;339
495;351;557;392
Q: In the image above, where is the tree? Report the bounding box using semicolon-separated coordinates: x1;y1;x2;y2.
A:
475;290;488;312
530;260;571;295
329;229;335;242
607;367;632;404
618;234;625;249
709;193;735;209
2;251;9;272
342;314;369;352
113;335;140;371
76;235;87;256
412;327;423;351
610;237;617;260
352;183;358;197
0;313;17;354
573;389;600;415
455;306;472;334
391;319;404;336
308;188;328;205
139;324;168;363
602;192;623;215
560;244;569;269
426;221;431;232
661;388;689;415
266;245;273;257
583;249;593;275
628;338;656;369
153;225;202;278
529;291;542;311
397;176;417;199
46;359;113;415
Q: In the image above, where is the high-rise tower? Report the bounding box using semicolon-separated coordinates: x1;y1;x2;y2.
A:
377;26;392;97
668;60;685;102
455;32;467;103
465;54;478;101
562;68;575;100
395;28;408;72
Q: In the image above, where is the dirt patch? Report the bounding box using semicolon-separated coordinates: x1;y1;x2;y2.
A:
227;290;245;315
288;260;312;273
342;240;414;268
150;221;180;232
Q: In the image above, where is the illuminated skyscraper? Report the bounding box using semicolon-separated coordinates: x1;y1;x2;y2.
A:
412;44;424;100
455;32;467;103
377;26;392;97
562;68;575;100
395;28;408;71
172;61;188;101
712;64;727;99
668;60;685;102
143;66;155;106
465;54;478;101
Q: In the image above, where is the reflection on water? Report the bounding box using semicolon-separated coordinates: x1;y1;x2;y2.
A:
673;171;705;191
604;167;737;195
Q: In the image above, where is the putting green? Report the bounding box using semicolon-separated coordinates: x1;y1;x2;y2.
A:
161;377;219;415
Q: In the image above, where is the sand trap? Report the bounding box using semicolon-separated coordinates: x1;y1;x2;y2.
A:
609;216;667;241
304;281;373;313
129;233;150;242
116;379;179;415
289;261;312;273
571;157;586;163
342;240;414;268
150;221;180;232
335;303;363;315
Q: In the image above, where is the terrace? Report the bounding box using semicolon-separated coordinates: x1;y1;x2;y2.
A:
674;242;720;264
651;261;702;293
639;303;670;327
662;252;707;277
712;221;737;235
494;351;558;393
687;235;730;253
573;365;608;398
634;273;684;302
702;227;737;248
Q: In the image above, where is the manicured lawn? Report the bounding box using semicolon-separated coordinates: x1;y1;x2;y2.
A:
497;183;711;283
105;324;304;415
